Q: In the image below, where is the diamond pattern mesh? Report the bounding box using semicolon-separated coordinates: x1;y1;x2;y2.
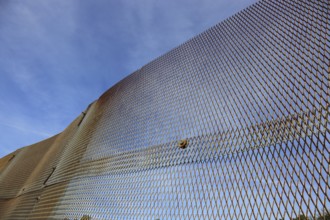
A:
0;0;329;219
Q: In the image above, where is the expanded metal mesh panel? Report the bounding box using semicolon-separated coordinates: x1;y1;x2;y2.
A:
0;0;329;219
0;137;55;198
0;115;83;218
0;190;43;220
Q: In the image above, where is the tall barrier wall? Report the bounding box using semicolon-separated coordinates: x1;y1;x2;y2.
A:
0;0;329;219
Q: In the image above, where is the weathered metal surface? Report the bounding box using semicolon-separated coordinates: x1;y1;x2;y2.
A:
0;0;329;219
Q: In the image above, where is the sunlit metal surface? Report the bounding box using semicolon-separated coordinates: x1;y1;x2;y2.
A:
0;0;329;219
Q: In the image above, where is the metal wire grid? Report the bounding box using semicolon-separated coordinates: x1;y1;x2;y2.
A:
0;115;83;218
0;0;329;219
0;137;55;199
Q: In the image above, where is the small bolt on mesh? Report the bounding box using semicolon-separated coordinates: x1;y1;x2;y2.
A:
0;0;329;219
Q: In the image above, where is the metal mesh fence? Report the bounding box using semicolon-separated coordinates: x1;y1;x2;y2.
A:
0;0;329;219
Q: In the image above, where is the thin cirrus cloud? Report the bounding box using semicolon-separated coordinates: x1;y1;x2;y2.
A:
0;0;258;158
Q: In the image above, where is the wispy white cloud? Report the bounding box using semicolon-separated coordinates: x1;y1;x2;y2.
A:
0;120;52;137
103;0;258;71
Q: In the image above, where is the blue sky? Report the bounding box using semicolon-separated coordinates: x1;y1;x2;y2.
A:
0;0;257;158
